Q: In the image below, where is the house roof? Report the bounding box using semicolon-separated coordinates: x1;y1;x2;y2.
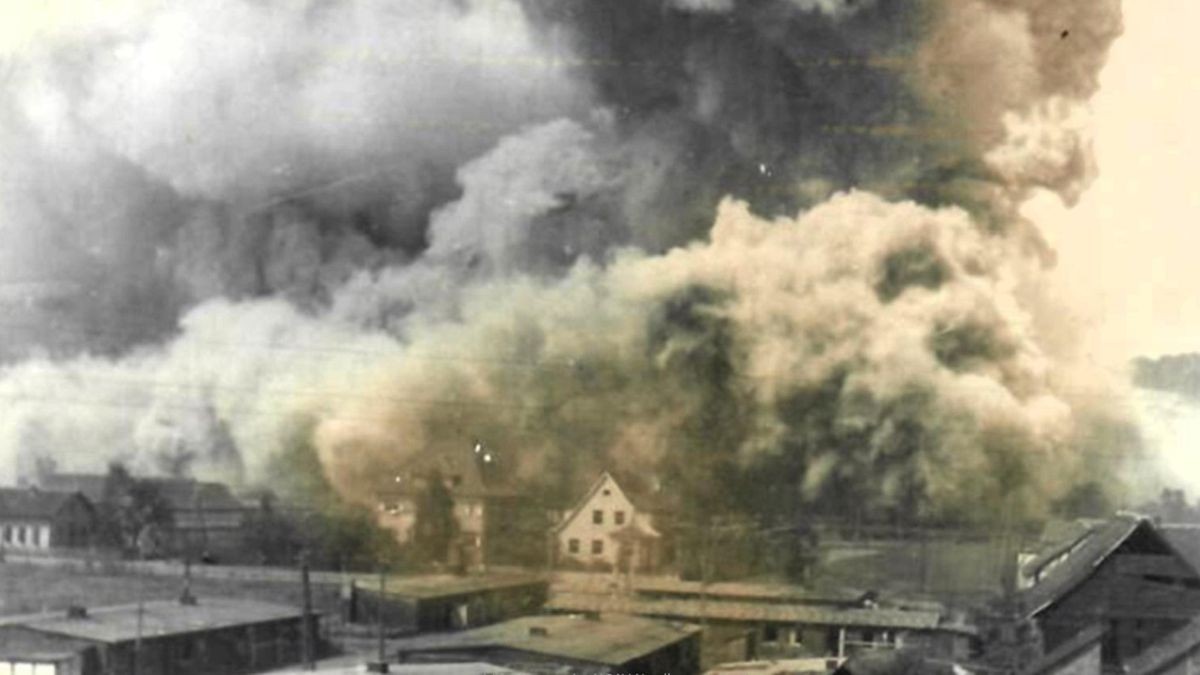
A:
39;474;245;512
0;598;306;644
1020;519;1107;580
546;592;943;630
1122;612;1200;674
1160;524;1200;576
391;613;700;667
1016;515;1190;617
0;625;97;661
552;471;666;535
0;487;87;520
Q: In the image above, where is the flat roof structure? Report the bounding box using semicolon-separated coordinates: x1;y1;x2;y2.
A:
392;613;701;667
546;592;942;630
350;572;546;601
0;598;306;644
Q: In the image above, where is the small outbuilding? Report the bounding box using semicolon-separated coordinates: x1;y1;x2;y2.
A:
391;612;702;675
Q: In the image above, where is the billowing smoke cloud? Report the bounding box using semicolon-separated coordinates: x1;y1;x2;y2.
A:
0;0;1138;522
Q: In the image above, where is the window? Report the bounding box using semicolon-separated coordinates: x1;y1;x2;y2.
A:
592;510;603;524
764;625;779;643
592;539;604;555
614;511;626;525
602;489;611;496
568;539;580;554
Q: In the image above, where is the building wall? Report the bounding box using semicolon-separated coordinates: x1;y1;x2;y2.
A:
376;495;485;550
0;520;52;550
1049;642;1102;675
1037;552;1200;667
556;474;649;568
49;498;95;549
97;616;313;675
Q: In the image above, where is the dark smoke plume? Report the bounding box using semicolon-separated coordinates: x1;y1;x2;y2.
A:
0;0;1138;523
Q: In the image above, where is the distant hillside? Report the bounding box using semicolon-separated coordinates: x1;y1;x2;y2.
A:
1133;353;1200;398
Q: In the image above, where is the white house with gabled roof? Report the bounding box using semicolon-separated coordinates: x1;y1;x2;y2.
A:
552;471;662;572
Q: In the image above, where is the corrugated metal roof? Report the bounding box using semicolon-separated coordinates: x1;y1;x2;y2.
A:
0;598;305;644
545;592;941;630
1016;515;1152;617
391;613;700;666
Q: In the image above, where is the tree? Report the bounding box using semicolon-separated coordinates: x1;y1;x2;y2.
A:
412;470;459;564
98;463;174;557
239;491;303;565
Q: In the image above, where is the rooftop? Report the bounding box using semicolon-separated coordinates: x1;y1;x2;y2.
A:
0;597;306;644
391;613;701;666
39;473;245;512
0;625;97;661
1160;524;1200;575
546;592;943;630
0;487;86;520
260;656;528;674
354;572;546;601
1016;515;1190;617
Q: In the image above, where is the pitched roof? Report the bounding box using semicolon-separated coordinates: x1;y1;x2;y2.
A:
39;474;245;512
391;613;700;667
1016;515;1191;617
552;471;665;535
1020;519;1107;580
1160;524;1200;576
38;474;107;502
0;487;86;520
146;479;244;512
546;592;943;630
0;598;306;644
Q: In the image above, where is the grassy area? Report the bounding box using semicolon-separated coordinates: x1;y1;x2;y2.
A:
0;562;343;618
812;539;1008;605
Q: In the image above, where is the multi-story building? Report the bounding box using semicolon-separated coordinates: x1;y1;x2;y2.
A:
552;471;663;573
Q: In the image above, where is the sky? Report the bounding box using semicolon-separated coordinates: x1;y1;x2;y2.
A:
0;0;1195;505
2;1;1193;366
1031;0;1200;363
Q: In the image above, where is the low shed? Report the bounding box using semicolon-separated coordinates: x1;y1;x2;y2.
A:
392;613;702;675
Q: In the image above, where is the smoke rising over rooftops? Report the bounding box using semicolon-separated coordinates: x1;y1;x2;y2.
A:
0;0;1139;519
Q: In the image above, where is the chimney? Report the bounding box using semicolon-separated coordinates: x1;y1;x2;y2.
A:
66;605;87;619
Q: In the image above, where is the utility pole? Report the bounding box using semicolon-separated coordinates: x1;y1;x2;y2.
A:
377;567;386;665
300;551;314;670
133;527;147;675
367;565;389;673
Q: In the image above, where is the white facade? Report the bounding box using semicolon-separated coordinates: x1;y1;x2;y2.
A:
555;472;659;570
0;522;51;550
